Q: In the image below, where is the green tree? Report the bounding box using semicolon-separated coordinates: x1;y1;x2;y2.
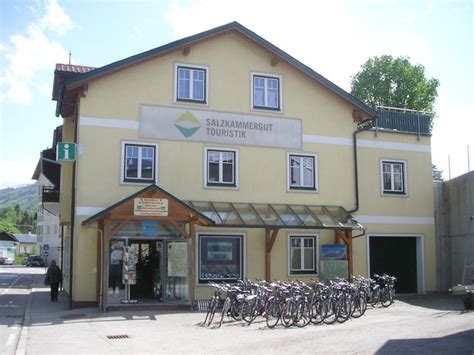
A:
350;55;439;112
432;165;444;182
0;206;17;223
0;219;20;234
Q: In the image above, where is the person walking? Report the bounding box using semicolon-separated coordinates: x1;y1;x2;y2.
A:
45;260;63;302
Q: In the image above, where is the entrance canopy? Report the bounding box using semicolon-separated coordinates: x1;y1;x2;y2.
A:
185;201;364;230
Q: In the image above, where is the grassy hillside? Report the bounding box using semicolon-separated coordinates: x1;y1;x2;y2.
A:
0;183;38;213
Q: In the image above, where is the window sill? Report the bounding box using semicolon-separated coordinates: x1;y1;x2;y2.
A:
289;272;319;277
121;180;156;186
288;187;318;193
382;191;408;197
204;184;239;190
251;106;283;114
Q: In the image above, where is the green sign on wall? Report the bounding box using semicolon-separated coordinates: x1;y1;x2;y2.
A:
56;142;76;161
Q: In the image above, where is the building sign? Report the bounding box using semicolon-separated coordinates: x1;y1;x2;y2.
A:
142;221;159;236
139;105;302;149
321;244;347;260
56;142;76;161
134;198;168;216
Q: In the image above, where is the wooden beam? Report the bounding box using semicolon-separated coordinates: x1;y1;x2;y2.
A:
335;230;341;244
267;229;278;253
265;229;279;281
190;221;196;309
170;221;189;239
346;230;354;280
103;219;110;309
335;229;353;280
96;224;101;307
109;219;129;239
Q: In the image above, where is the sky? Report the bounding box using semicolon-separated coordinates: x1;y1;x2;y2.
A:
0;0;472;188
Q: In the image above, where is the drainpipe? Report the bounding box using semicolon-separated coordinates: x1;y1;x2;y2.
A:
348;117;377;214
68;101;79;310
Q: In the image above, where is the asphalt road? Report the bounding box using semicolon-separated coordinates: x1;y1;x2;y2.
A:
0;266;44;355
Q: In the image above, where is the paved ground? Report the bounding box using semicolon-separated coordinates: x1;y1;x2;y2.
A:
2;266;473;354
0;266;44;354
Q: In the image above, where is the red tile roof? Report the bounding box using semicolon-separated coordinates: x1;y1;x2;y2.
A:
55;63;95;74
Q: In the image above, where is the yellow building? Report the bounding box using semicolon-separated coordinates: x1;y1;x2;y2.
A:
47;22;435;309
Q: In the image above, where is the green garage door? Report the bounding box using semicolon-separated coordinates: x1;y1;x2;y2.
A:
369;236;417;293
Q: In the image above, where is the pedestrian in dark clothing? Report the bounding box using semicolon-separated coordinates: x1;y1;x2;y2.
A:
45;260;63;302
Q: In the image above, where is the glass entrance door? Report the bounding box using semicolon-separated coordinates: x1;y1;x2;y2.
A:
165;241;189;303
107;238;189;305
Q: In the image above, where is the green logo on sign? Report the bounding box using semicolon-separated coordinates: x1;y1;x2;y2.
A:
174;111;201;138
56;142;76;161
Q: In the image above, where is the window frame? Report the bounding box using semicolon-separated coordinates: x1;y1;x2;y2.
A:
380;159;408;196
197;233;245;285
288;234;319;276
204;147;239;189
287;152;318;192
250;72;283;112
174;63;209;105
120;141;159;185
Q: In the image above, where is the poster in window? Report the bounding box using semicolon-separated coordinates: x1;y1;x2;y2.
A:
321;244;347;260
206;241;233;261
122;246;138;285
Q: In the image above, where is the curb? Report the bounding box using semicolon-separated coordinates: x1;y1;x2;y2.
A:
15;283;36;355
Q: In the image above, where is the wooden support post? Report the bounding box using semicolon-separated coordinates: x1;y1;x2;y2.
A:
190;221;196;308
346;230;353;280
335;230;341;244
170;221;189;239
336;229;353;281
103;219;110;310
265;229;278;282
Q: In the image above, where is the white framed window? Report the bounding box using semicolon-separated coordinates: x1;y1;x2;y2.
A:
287;153;318;191
121;141;159;184
251;72;282;111
204;147;238;188
174;63;208;104
380;159;407;195
197;233;245;284
288;234;319;275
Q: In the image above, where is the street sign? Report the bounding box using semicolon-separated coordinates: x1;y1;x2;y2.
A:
43;244;49;257
56;142;76;161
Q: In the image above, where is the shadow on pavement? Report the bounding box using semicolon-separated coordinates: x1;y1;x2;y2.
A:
397;293;470;312
28;288;197;327
376;329;474;354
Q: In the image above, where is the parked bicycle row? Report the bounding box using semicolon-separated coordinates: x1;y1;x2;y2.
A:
200;274;397;328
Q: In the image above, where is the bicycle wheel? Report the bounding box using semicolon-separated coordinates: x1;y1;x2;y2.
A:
310;299;326;325
351;294;366;318
294;300;311;328
207;297;219;326
218;297;231;327
337;296;352;323
281;301;296;328
202;297;214;326
241;300;256;324
370;288;380;307
381;288;392;307
322;299;337;324
230;299;243;321
265;302;280;329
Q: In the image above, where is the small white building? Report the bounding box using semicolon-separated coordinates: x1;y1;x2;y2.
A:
14;234;39;256
32;128;62;265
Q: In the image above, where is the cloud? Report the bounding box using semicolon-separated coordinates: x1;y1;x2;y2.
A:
0;0;72;105
165;0;436;92
39;0;74;35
